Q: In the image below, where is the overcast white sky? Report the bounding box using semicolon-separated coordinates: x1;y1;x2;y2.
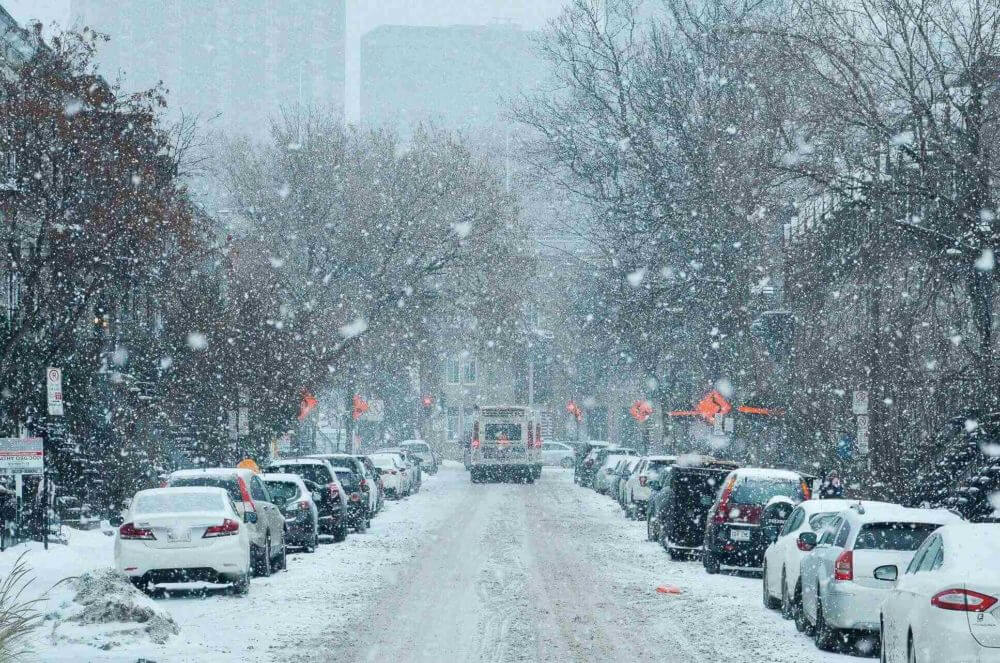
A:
4;0;568;34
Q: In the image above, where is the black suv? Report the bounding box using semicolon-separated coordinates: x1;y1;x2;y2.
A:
647;457;739;559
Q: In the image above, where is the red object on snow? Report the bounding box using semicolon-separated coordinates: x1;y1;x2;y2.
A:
656;585;683;594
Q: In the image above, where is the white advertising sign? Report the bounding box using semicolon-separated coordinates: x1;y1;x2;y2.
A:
852;390;869;416
0;438;44;473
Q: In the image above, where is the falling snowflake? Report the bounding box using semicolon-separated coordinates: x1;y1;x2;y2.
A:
186;332;208;351
451;221;472;238
339;318;368;339
626;268;646;287
975;248;994;271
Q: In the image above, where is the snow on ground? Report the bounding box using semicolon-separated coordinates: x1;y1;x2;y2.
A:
3;463;860;662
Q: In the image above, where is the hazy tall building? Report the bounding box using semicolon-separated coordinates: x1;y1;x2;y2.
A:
360;23;547;138
71;0;347;139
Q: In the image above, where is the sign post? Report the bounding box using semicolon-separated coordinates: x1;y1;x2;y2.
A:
0;438;45;549
46;367;64;416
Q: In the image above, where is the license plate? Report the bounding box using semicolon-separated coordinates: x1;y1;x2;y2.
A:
730;529;751;542
168;528;190;542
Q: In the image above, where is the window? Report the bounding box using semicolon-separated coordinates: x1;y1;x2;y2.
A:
462;358;477;384
906;536;934;574
818;517;840;545
249;476;270;502
781;507;805;536
834;521;851;548
916;535;943;573
854;522;941;551
446;359;460;384
808;512;840;533
446;407;459;439
730;479;806;505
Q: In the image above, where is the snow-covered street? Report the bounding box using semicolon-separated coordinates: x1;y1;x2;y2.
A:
5;462;864;662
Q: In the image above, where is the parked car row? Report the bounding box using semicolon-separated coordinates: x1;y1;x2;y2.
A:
585;452;1000;661
114;447;432;597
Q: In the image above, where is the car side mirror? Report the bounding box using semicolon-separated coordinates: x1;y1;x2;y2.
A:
874;564;898;582
244;511;258;524
648;480;661;492
797;531;817;551
109;514;124;527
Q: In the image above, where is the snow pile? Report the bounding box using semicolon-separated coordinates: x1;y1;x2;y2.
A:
48;569;178;648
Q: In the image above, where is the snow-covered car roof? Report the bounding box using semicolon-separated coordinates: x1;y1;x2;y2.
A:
261;472;308;486
265;458;330;466
838;502;962;526
798;499;891;514
131;487;232;512
401;440;428;446
330;466;353;473
600;454;631;469
728;467;804;482
168;467;256;482
645;455;677;462
937;523;1000;569
137;486;228;497
369;453;401;464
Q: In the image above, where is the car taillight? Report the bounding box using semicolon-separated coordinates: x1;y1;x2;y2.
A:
801;479;811;500
298;500;310;511
834;550;853;581
712;476;737;524
119;522;156;540
203;518;239;538
639;476;648;487
350;493;361;502
328;483;340;500
931;589;998;612
796;537;813;551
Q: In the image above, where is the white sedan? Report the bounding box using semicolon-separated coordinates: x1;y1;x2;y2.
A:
371;453;407;498
540;441;575;467
879;522;1000;662
762;499;885;624
115;487;251;595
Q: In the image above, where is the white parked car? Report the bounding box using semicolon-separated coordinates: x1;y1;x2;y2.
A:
540;441;575;468
762;499;888;626
115;487;251;595
593;454;631;495
370;453;408;498
166;467;287;575
623;455;676;519
879;522;1000;663
799;503;962;651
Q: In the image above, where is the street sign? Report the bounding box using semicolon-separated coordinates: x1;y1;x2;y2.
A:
238;407;249;435
856;415;870;454
46;367;64;416
0;438;44;473
852;390;869;416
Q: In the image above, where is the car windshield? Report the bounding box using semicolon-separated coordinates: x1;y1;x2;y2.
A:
264;481;300;504
335;470;358;485
854;522;942;551
269;465;332;486
646;460;673;471
170;477;242;502
404;442;430;452
134;492;225;514
730;479;804;505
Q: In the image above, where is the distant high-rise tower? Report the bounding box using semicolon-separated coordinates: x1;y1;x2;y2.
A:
71;0;347;139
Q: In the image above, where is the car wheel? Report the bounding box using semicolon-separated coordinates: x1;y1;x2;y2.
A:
762;563;781;609
780;570;794;620
333;513;349;542
304;530;318;553
259;535;273;577
794;582;812;634
814;598;839;651
703;549;720;574
233;571;250;596
129;577;150;594
646;514;656;541
276;535;287;570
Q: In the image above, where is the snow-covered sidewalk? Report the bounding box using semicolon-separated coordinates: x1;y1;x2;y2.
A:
1;469;458;662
